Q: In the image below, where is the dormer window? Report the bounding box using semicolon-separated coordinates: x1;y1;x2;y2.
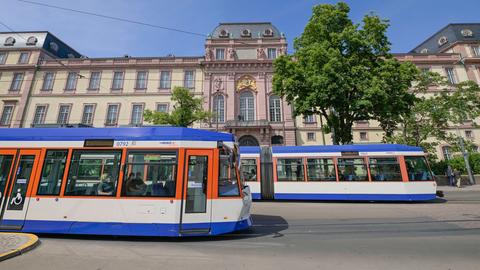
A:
49;42;59;52
26;36;38;45
263;28;273;37
4;37;15;46
461;29;473;37
241;29;251;37
438;36;448;46
420;48;429;54
219;29;229;38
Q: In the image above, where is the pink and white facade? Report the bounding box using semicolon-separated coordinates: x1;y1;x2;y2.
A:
202;23;295;146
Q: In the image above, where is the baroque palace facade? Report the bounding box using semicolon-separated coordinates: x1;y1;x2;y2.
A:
0;23;479;158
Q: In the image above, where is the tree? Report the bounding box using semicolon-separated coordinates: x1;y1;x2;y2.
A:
387;71;480;158
144;86;211;127
272;2;419;144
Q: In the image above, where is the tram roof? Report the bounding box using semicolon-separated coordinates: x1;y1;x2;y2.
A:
271;144;424;154
239;146;261;154
0;127;235;142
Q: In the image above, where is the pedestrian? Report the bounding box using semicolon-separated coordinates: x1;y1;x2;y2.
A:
454;169;462;188
446;165;455;186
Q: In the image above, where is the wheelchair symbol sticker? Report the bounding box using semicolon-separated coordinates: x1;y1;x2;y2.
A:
10;189;23;206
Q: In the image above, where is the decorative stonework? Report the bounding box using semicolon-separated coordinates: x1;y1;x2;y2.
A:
227;48;236;60
236;75;257;92
213;77;224;91
256;48;266;59
205;47;213;61
438;36;448;46
461;29;473;37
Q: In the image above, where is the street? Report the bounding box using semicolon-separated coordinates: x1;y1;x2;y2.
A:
2;188;480;270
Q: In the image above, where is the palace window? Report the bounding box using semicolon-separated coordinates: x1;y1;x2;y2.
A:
88;72;101;90
360;132;368;141
10;73;24;91
0;105;14;126
267;48;277;59
307;132;315;141
445;68;457;84
239;91;254;121
472;46;480;56
81;104;95;125
111;71;124;90
159;71;171;89
135;71;148;89
33;105;48;125
56;104;71;124
18;52;30;64
65;72;78;91
42;72;55;91
269;95;282;122
156;103;169;113
106;104;119;126
213;95;225;123
184;70;195;89
0;52;7;64
215;48;225;60
131;104;144;125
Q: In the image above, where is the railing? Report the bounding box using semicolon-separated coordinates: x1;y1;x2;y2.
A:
225;119;270;128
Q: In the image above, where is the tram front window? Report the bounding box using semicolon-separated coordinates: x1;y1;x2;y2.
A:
337;158;368;181
369;158;402;181
405;156;433;181
123;151;177;197
65;150;121;196
219;149;240;196
277;158;304;181
240;159;257;182
306;158;336;181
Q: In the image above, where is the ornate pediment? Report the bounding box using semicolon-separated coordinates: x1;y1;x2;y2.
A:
236;75;257;92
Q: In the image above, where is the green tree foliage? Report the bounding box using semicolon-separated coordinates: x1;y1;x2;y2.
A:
144;86;211;127
272;2;418;144
388;71;480;158
445;153;480;174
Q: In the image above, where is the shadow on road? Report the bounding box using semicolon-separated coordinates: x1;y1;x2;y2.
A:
35;214;289;242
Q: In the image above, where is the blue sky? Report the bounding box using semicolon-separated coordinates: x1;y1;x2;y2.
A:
1;0;480;57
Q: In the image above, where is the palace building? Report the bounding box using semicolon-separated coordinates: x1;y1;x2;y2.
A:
0;23;479;158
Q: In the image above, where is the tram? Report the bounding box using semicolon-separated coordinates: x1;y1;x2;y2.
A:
239;144;437;201
0;127;252;236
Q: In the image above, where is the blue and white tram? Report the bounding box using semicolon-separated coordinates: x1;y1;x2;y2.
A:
240;144;437;201
0;127;252;236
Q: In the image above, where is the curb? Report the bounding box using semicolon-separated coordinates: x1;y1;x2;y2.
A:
0;233;40;262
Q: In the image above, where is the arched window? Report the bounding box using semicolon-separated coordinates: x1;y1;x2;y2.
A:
442;146;452;160
269;95;282;122
239;91;254;121
271;135;284;145
213;95;224;123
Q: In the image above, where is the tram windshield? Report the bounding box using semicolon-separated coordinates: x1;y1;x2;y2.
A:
218;147;240;196
405;156;433;181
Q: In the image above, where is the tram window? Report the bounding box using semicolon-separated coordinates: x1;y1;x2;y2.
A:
37;150;68;195
122;151;177;197
369;158;402;181
405;156;433;181
240;159;257;182
219;149;240;196
65;150;121;196
337;158;368;181
277;158;304;181
306;158;336;181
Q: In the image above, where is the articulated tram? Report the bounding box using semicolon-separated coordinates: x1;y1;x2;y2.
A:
0;127;252;236
239;145;437;201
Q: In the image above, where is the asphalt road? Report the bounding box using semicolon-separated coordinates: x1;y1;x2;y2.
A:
2;190;480;270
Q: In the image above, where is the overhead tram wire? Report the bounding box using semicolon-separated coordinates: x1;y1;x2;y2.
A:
16;0;293;53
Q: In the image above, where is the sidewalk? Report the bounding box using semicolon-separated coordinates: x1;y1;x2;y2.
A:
0;233;39;261
438;184;480;192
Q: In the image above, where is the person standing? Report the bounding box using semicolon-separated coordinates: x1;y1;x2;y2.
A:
446;165;455;186
454;169;462;188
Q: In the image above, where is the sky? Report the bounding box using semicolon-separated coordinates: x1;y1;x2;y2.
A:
1;0;480;58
